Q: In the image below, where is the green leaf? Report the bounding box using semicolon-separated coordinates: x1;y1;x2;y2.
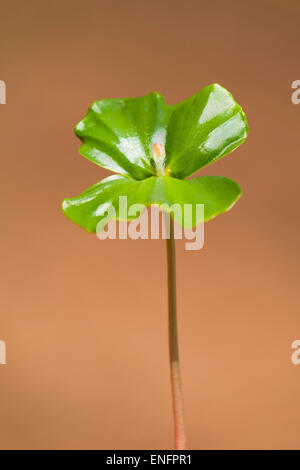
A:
74;92;169;180
62;175;242;232
64;84;248;232
165;84;248;178
74;84;248;180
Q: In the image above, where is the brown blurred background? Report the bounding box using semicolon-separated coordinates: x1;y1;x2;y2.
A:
0;0;300;450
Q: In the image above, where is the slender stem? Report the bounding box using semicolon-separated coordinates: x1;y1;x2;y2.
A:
164;212;186;450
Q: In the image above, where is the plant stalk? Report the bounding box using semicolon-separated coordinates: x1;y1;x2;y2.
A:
164;213;186;450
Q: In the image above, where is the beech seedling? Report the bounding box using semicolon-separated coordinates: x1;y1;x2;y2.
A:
62;84;248;449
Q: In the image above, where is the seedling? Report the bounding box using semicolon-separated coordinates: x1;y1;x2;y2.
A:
62;84;248;449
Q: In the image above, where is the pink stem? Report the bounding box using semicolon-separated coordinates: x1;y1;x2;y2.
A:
164;214;186;450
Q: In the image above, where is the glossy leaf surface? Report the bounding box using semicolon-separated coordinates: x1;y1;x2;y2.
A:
75;92;168;180
62;175;241;231
63;84;248;232
74;84;248;179
165;84;248;178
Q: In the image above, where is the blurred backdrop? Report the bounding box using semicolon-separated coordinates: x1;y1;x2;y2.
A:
0;0;300;450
